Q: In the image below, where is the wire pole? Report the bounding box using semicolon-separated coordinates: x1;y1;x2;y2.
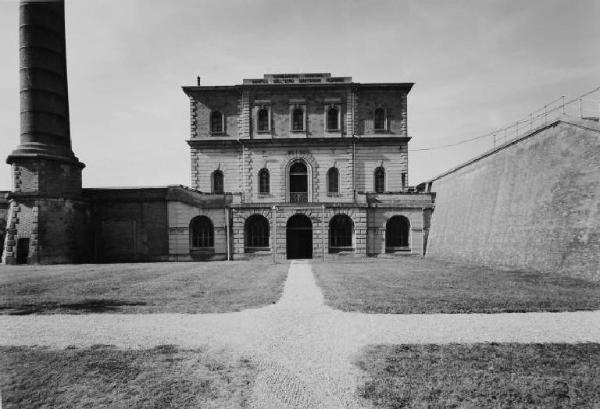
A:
562;96;565;114
529;113;533;130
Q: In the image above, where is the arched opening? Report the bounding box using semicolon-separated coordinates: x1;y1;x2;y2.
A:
374;167;385;193
374;108;386;130
258;108;269;132
286;214;312;259
327;167;339;194
210;111;223;134
327;107;339;131
289;161;308;202
190;216;214;249
212;170;224;194
329;214;353;253
385;215;410;252
245;214;269;252
258;168;269;194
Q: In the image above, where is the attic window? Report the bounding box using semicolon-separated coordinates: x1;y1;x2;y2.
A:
374;108;386;131
210;110;224;134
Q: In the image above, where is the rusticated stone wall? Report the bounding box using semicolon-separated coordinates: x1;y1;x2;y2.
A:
427;119;600;281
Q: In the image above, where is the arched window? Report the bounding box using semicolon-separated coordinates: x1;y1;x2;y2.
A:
329;214;353;252
327;167;339;194
259;168;270;194
210;111;223;134
374;108;386;131
212;170;224;194
258;108;269;132
327;107;339;131
386;215;410;250
190;216;214;248
374;167;385;193
289;161;308;202
292;108;304;131
245;215;270;250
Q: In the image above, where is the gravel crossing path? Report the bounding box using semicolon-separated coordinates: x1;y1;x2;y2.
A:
2;260;600;408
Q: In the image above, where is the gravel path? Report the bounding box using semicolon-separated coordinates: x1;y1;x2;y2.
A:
2;260;600;408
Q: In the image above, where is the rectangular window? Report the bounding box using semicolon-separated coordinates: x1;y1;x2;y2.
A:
289;101;307;133
374;108;386;131
326;106;340;131
210;111;224;134
255;102;272;134
292;108;305;131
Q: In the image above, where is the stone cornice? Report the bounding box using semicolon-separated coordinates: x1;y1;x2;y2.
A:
187;136;411;149
182;82;414;96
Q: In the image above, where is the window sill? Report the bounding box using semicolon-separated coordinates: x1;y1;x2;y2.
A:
373;129;389;133
385;247;411;253
210;132;225;136
257;130;271;134
244;247;271;253
190;247;215;260
257;193;272;198
290;129;306;133
327;192;341;197
329;247;354;254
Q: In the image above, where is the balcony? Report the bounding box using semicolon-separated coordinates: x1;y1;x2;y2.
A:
289;192;308;203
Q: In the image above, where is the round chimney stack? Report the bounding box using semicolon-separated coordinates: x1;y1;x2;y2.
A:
7;0;83;167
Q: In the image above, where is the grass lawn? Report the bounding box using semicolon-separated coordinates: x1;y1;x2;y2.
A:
313;258;600;313
355;343;600;409
0;261;288;314
0;345;255;409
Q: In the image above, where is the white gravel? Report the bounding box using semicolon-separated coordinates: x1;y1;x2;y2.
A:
2;260;600;408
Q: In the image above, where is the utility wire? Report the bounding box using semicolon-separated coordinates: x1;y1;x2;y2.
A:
409;86;600;152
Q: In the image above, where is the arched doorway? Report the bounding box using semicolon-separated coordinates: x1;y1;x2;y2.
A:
289;161;308;202
385;215;410;252
286;214;312;259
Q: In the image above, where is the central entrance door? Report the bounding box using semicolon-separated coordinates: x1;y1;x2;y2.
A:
286;214;312;259
289;161;308;203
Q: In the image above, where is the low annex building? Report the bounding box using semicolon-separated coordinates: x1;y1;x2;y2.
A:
179;73;434;261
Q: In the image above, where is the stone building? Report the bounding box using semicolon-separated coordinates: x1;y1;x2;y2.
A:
3;1;437;263
176;73;435;261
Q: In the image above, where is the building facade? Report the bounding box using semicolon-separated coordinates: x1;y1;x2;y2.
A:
4;0;434;264
1;5;434;266
175;73;435;261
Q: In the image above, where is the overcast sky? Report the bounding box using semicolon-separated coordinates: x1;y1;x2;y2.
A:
0;0;598;190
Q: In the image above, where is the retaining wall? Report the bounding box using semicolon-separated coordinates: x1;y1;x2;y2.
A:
426;119;600;281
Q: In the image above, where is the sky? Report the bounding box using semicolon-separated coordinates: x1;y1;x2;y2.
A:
0;0;598;190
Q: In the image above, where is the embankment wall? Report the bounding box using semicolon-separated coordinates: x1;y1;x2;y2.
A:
426;119;600;281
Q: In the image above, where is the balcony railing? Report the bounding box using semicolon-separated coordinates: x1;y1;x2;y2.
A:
289;192;308;203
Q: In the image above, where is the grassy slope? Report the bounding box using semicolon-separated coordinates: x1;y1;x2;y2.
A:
0;261;288;314
355;343;600;408
0;345;255;409
313;258;600;313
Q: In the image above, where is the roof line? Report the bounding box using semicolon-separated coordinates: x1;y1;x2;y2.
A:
422;118;599;184
182;82;414;93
